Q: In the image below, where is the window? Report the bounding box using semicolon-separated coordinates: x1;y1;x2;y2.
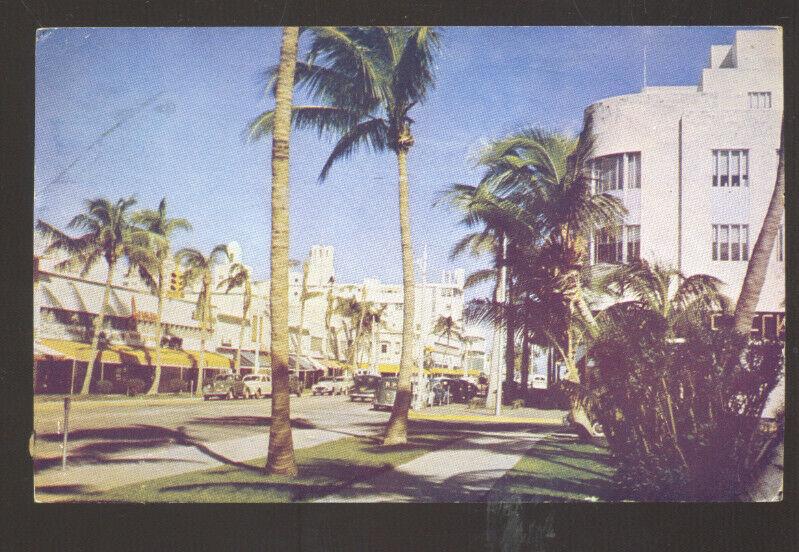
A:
713;150;748;187
748;92;772;109
626;225;641;262
592;152;640;192
627;153;641;189
713;224;749;261
595;226;623;263
381;343;388;354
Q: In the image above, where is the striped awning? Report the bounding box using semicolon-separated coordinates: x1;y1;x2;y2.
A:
39;338;233;369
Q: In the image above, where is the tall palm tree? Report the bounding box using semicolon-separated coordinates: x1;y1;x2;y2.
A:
36;197;150;394
174;245;229;394
217;262;253;375
131;198;192;395
264;26;300;476
734;124;784;335
250;26;440;445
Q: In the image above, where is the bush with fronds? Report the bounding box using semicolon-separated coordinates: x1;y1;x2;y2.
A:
588;304;783;501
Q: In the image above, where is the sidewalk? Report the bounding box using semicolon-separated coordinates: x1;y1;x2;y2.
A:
315;430;549;502
34;425;359;501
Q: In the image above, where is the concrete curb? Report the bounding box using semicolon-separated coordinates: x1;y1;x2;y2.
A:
408;412;564;425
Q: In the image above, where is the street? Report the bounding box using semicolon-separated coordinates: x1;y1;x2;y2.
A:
32;395;574;502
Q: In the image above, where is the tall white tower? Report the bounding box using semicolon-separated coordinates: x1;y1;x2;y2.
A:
306;245;335;287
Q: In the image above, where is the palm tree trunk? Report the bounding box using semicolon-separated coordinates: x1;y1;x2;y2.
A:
81;260;115;394
384;146;415;445
265;26;299;476
734;125;784;335
504;284;516;396
147;266;165;395
235;307;247;374
520;330;531;395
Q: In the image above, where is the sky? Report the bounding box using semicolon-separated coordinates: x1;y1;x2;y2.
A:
34;26;760;296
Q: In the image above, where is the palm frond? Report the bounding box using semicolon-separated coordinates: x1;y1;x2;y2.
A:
319;118;389;181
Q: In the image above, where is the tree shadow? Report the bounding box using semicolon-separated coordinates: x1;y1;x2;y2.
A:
33;423;264;476
187;416;317;430
35;484;98;496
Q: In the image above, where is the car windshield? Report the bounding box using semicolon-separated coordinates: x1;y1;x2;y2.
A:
215;375;233;382
243;376;258;381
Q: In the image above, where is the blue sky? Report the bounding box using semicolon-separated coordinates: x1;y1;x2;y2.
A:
35;26;757;292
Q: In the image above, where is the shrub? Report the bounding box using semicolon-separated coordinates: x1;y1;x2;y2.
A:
95;380;114;394
587;306;783;501
124;378;146;396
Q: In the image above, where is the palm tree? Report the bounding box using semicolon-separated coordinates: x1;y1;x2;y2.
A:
174;245;230;394
217;262;253;374
734;124;784;335
294;260;324;358
36;197;150;394
131;198;192;394
264;26;300;476
597;260;727;335
333;290;368;370
362;303;388;371
250;26;440;445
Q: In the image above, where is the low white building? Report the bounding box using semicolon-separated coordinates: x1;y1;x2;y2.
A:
585;28;784;336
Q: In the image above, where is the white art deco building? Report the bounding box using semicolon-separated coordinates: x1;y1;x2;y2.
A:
585;28;784;336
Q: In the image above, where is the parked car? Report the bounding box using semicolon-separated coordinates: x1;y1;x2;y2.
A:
242;373;272;398
373;377;398;410
374;377;433;410
203;373;246;400
441;378;480;403
312;376;350;396
350;374;381;402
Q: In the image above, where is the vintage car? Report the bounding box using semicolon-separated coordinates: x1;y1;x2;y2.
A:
203;373;246;400
440;378;480;403
349;374;381;402
373;377;398;410
374;377;433;410
311;376;350;396
242;373;272;398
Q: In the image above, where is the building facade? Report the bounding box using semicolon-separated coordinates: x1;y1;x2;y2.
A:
33;239;486;392
586;29;784;321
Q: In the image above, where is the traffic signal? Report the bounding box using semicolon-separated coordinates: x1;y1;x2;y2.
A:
168;269;184;298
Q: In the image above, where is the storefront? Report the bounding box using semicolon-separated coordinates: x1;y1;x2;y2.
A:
34;338;234;394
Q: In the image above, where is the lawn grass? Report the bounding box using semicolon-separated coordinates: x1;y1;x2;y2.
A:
93;431;463;503
487;434;617;502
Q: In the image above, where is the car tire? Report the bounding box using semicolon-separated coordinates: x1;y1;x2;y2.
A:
226;390;234;400
203;395;209;401
255;389;262;399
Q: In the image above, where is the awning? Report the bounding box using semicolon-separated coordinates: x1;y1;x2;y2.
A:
34;340;67;360
39;338;233;369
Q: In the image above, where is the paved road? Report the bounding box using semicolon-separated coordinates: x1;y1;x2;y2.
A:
32;394;390;471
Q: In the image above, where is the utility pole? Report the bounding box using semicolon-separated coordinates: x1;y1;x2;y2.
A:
414;245;428;410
